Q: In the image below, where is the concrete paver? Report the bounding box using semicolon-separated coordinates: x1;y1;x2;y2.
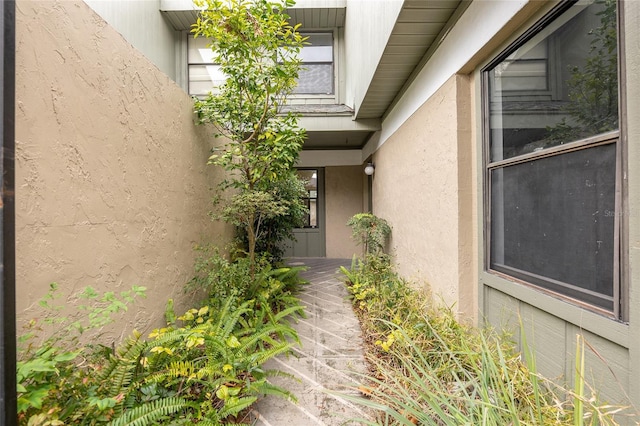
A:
252;258;372;425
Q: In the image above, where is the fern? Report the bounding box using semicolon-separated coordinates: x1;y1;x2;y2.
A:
238;324;296;355
250;341;294;366
212;298;252;342
217;395;258;419
95;332;148;417
272;303;306;325
107;397;190;426
252;380;297;402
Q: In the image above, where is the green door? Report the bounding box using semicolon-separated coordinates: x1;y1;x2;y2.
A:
284;168;325;257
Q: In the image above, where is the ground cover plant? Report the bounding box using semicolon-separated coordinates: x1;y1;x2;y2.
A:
17;258;307;426
339;215;636;426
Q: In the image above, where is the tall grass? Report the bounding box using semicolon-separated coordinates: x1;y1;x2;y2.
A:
338;255;637;426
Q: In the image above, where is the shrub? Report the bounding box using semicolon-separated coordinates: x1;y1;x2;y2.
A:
339;255;635;425
187;244;308;312
18;253;308;425
347;213;391;255
17;284;147;425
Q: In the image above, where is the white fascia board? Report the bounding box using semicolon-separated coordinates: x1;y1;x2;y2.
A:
299;116;380;132
364;0;529;155
297;149;364;167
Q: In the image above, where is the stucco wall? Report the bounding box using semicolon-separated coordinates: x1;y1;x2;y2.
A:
325;166;365;258
372;74;474;316
15;0;231;343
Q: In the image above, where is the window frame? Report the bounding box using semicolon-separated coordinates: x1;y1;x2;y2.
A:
288;29;338;102
481;0;626;320
297;168;320;229
186;29;338;100
186;35;224;98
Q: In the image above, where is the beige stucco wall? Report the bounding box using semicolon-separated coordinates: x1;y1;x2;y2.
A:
15;0;232;343
372;74;475;318
325;166;365;258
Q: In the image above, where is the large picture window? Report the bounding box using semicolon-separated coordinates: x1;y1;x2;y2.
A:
483;0;621;315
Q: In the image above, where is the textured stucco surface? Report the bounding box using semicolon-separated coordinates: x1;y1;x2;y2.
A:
372;74;474;316
325;166;364;258
15;0;231;342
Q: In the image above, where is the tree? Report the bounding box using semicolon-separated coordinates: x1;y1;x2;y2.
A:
546;0;618;144
192;0;306;272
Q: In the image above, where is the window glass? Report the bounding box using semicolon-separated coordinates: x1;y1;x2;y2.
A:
188;32;335;96
188;36;225;96
293;33;334;95
488;0;618;161
189;65;225;96
298;170;318;228
484;0;620;315
188;36;214;63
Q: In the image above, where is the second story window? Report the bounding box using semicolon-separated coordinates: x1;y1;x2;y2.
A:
187;31;335;97
187;35;225;97
294;32;334;95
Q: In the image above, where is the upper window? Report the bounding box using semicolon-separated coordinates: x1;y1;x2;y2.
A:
483;0;621;316
294;33;334;95
187;32;334;97
187;35;225;97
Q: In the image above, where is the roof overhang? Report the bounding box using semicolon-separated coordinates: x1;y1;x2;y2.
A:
355;0;467;119
160;0;345;30
298;115;379;150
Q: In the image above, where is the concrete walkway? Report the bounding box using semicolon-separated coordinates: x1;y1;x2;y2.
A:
252;258;372;425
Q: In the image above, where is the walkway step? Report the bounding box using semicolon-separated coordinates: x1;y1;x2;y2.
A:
252;258;371;425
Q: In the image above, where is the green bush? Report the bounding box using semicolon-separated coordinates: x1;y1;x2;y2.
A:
236;170;308;264
187;245;307;313
347;213;392;255
17;283;147;425
103;295;300;425
18;253;308;425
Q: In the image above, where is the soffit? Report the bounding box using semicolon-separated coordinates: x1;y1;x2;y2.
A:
160;1;344;31
356;0;464;119
303;131;371;149
286;7;345;28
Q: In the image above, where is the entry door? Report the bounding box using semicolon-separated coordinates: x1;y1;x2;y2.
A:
284;168;325;257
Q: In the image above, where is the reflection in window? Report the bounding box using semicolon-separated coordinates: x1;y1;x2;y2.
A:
488;0;618;161
496;41;548;91
298;170;318;228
